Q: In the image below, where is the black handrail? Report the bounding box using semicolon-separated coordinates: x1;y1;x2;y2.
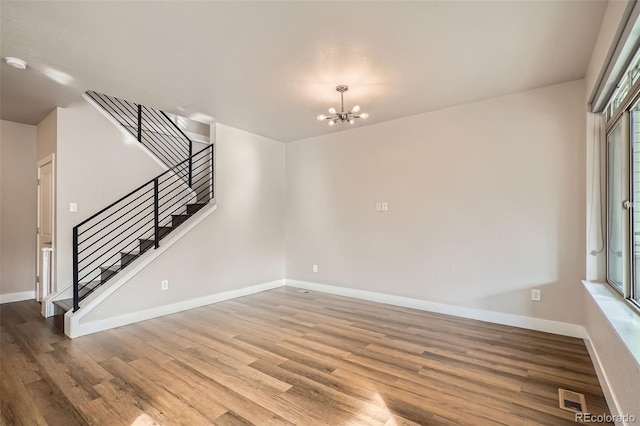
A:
72;144;214;312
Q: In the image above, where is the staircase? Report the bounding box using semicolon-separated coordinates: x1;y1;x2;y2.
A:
53;91;214;316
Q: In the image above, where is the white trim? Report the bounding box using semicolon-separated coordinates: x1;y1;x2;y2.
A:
583;331;627;426
67;279;284;338
285;280;586;338
0;291;36;304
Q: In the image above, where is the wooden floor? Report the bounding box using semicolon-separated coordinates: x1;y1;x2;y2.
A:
1;287;611;425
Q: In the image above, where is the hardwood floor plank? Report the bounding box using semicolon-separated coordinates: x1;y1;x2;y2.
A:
158;360;292;426
33;350;100;406
0;362;48;426
212;411;253;426
77;398;129;426
99;357;215;425
129;357;228;420
2;340;42;384
24;378;87;426
92;378;168;425
250;358;390;424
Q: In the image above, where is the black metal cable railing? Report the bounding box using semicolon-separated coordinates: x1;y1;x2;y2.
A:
85;91;194;182
72;145;214;312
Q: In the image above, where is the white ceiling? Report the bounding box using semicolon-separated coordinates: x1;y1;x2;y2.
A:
1;1;606;142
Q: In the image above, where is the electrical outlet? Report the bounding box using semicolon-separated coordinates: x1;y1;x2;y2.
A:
161;280;169;291
375;202;382;211
531;289;541;301
313;264;318;273
381;202;388;211
69;202;78;213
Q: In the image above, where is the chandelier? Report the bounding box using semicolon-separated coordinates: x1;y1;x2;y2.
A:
316;85;369;126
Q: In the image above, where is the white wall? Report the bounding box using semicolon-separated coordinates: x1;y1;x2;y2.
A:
0;120;37;298
80;123;285;322
55;98;165;289
286;80;586;326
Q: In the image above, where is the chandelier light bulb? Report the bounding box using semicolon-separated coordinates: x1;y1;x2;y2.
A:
349;118;355;125
328;107;337;115
359;112;369;119
317;114;326;121
351;105;360;113
328;119;336;127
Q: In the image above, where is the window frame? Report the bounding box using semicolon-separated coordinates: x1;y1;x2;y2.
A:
605;66;640;309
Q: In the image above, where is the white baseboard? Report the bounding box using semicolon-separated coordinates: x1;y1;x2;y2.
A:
583;331;627;426
66;279;285;338
285;280;586;338
0;291;35;304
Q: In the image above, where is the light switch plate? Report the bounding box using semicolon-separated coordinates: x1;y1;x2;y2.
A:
531;289;541;301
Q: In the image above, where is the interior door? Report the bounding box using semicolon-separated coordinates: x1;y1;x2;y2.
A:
37;155;55;301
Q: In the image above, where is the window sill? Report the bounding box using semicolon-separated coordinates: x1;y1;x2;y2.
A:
582;281;640;365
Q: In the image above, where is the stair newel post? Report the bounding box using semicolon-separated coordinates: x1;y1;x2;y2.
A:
137;104;142;143
72;226;79;312
188;141;193;188
154;178;160;249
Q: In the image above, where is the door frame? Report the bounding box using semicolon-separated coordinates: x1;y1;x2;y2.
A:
36;153;56;300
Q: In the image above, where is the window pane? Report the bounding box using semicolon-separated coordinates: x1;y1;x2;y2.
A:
608;122;624;291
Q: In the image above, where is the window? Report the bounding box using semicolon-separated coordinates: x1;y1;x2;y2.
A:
604;48;640;307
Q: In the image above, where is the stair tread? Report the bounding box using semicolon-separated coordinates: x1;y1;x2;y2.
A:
53;299;73;313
